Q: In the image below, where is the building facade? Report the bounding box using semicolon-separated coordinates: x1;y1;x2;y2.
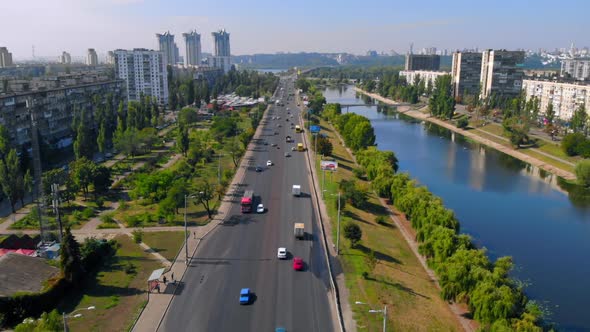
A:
0;47;13;68
156;31;179;65
451;52;483;98
0;75;125;148
404;54;440;71
183;30;202;67
114;49;168;105
60;51;71;65
480;50;525;99
560;59;590;81
523;79;590;121
400;70;449;87
86;48;98;66
212;29;231;73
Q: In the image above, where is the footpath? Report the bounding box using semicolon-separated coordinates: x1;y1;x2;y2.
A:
131;104;269;332
354;87;577;181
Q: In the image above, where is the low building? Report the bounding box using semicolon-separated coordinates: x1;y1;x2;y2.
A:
522;79;590;120
405;54;440;71
400;70;449;88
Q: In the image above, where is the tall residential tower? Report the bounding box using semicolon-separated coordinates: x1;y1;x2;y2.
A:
114;49;169;105
211;29;231;73
156;31;179;65
86;48;98;66
0;47;13;68
183;30;202;67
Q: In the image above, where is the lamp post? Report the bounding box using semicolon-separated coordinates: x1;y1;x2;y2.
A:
355;301;387;332
325;191;342;255
184;192;204;266
63;306;95;332
355;301;370;331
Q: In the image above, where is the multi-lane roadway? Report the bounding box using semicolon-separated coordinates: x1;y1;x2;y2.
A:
160;77;336;332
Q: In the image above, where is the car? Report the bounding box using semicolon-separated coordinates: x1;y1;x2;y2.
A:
274;131;279;135
284;152;290;157
293;257;304;271
271;143;277;147
291;147;296;151
257;204;265;213
264;141;269;145
277;247;287;259
266;160;273;166
255;166;263;172
239;288;251;305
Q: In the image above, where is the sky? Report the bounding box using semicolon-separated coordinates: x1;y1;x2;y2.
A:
1;0;589;59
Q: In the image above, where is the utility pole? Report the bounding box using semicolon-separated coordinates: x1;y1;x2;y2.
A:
184;195;189;266
336;191;341;255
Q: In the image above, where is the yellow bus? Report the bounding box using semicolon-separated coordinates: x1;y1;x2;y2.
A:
295;125;302;133
297;143;304;151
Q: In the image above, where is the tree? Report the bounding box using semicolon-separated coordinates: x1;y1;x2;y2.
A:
575;160;590;187
544;102;555;125
92;165;112;195
469;280;520;324
73;110;95;160
316;136;333;156
194;179;216;219
502;116;530;148
138;127;157;154
0;124;11;158
176;125;189;156
178;107;198;126
114;127;141;158
561;133;586;156
571;104;587;134
429;75;455;119
69;157;96;198
97;122;107;153
343;222;362;248
227;136;245;167
0;149;21;212
60;226;83;283
14;309;62;332
19;169;33;207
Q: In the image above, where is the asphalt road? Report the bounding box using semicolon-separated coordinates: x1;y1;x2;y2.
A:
160;77;335;332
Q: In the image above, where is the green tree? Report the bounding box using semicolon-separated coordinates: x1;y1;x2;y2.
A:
343;222;362;248
14;309;62;332
469;280;520;324
194;179;216;219
69;157;96;198
561;133;586;156
544;102;555;124
227;136;245;167
429;75;455;119
60;226;83;283
502;116;530;148
0;149;21;212
570;104;587;134
73;110;95;160
575;160;590;187
92;165;112;195
177;125;189;157
97;122;107;153
114;127;141;158
315;136;333;156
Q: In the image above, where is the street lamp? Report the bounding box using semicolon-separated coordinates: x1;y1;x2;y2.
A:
63;306;95;332
369;305;387;332
184;192;204;266
325;191;342;255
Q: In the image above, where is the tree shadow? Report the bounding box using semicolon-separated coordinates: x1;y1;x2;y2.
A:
365;276;430;299
363;201;388;216
355;244;402;265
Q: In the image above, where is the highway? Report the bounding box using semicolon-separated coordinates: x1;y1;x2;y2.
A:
159;77;336;332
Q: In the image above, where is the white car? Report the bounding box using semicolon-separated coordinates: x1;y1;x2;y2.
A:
257;204;265;213
266;160;273;166
277;247;287;259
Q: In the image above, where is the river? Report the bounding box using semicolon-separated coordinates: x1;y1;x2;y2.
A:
323;85;590;331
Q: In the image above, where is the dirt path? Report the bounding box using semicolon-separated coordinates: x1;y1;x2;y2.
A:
354;87;577;181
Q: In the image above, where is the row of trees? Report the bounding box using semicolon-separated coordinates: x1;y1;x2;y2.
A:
0;125;32;212
428;75;456;120
334;113;376;151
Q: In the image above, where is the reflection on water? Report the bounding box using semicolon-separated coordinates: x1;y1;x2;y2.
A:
324;85;590;330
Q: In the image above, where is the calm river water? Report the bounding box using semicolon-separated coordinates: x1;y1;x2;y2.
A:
324;85;590;331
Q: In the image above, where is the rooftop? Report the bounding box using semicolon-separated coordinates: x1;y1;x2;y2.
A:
0;253;59;297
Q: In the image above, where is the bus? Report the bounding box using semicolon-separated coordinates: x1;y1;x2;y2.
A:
241;190;254;213
295;125;302;133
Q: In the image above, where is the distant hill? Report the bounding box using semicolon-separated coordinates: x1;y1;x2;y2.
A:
233;53;338;69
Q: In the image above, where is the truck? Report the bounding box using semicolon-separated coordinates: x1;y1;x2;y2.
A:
294;223;305;240
241;190;254;213
297;143;304;151
286;135;292;143
292;185;301;196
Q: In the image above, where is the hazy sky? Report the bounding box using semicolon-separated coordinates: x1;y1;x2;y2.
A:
2;0;589;59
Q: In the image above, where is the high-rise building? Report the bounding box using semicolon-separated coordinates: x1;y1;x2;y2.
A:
0;47;14;68
106;51;115;65
212;29;231;73
523;79;590;120
560;59;590;81
114;48;169;105
183;30;202;67
60;51;71;64
86;48;98;66
480;50;525;99
451;52;483;98
405;54;440;71
156;31;179;65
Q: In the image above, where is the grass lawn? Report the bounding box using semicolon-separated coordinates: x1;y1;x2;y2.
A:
8;204;97;230
314;119;463;331
58;235;163;332
141;231;185;262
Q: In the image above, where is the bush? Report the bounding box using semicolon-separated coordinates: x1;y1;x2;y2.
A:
375;215;388;225
132;229;143;243
118;199;129;210
575;160;590;188
352;167;365;179
456;116;469;129
95;197;105;209
343;222;362;248
81;207;95;220
561;133;587;156
124;262;137;275
361;271;369;279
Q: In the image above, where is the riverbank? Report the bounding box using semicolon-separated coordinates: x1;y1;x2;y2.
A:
354;87;577;181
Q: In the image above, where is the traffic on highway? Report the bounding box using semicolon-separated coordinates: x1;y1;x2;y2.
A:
159;77;336;332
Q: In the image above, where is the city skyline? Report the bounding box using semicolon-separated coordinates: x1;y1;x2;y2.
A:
2;0;590;60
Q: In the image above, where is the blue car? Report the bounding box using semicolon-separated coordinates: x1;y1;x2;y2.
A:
239;288;251;305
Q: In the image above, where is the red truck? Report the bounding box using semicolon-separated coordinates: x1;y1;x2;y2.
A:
241;190;254;213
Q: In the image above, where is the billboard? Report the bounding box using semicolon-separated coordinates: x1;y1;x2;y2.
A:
310;125;321;133
320;160;338;171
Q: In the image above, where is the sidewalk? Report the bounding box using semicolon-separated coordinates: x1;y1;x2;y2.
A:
131;104;269;332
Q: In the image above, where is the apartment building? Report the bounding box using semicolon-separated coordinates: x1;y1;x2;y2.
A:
523;79;590;120
86;48;98;66
480;50;525;99
183;30;202;67
212;29;231;73
561;59;590;81
0;75;124;148
404;54;440;71
451;52;482;98
60;51;71;65
114;48;168;105
156;31;179;65
0;47;13;68
400;70;449;87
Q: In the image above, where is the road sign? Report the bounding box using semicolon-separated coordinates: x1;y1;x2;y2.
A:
321;160;338;171
310;125;321;133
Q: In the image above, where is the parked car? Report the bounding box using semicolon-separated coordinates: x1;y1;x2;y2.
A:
239;288;251;304
293;257;304;271
277;247;287;259
257;204;265;213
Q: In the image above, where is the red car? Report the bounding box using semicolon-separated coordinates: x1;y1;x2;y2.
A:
293;257;304;271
